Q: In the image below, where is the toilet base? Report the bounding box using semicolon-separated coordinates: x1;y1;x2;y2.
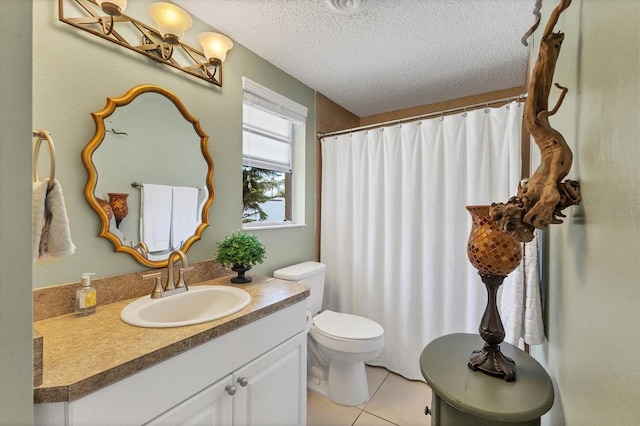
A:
308;360;370;406
307;373;329;399
328;359;369;406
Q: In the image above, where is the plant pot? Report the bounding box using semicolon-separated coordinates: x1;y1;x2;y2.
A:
231;265;252;283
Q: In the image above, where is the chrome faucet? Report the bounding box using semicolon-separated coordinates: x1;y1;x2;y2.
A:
142;249;194;299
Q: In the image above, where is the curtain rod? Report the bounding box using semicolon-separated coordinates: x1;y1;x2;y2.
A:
317;93;528;139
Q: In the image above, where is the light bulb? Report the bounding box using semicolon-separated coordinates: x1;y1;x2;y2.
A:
196;32;234;63
147;2;193;44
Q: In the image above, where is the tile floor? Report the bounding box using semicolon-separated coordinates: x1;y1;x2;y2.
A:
307;366;432;426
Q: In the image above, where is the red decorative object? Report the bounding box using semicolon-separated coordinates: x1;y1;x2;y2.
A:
466;205;522;276
465;205;523;381
97;197;113;221
108;192;129;228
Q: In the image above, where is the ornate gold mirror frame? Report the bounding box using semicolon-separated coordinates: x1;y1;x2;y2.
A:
82;84;214;267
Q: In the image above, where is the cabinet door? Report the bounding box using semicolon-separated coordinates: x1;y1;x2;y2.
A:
233;332;307;425
146;375;234;426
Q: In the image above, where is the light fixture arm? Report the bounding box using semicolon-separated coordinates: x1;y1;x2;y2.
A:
100;14;115;35
185;58;222;83
139;34;175;61
59;0;228;86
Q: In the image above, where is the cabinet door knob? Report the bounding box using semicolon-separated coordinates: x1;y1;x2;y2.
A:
237;377;249;387
225;384;237;395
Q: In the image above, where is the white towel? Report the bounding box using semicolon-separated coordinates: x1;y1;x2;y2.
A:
140;184;172;252
522;237;545;345
502;234;545;346
32;181;48;261
33;179;76;262
171;186;199;250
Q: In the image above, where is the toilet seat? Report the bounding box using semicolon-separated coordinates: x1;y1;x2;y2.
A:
313;310;384;340
310;310;385;354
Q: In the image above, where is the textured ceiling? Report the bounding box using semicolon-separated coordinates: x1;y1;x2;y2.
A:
176;0;537;117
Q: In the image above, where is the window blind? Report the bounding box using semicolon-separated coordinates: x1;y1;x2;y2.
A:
242;78;307;174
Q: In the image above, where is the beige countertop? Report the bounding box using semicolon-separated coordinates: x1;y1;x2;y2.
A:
33;276;309;403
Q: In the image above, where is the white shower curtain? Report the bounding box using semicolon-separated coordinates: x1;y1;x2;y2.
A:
320;102;524;380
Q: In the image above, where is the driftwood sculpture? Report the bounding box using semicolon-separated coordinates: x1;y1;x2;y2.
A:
491;0;580;242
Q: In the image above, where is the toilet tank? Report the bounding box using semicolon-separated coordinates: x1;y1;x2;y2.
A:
273;261;326;315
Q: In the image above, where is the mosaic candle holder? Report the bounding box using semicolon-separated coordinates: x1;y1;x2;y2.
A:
97;197;114;221
465;205;523;381
108;192;129;229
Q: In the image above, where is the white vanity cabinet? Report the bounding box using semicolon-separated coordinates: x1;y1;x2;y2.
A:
35;301;307;426
231;330;306;425
148;331;306;426
147;375;234;425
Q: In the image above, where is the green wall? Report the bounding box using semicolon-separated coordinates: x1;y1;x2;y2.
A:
32;1;316;288
530;1;640;424
0;2;34;425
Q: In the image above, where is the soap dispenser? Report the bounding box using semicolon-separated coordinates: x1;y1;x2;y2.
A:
75;273;97;316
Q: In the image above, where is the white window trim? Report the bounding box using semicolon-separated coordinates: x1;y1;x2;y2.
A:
242;77;308;123
241;77;307;230
242;222;306;231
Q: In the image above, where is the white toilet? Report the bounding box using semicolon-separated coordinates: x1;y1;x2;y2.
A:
274;261;385;406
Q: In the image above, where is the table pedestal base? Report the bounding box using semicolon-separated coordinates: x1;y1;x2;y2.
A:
468;344;516;381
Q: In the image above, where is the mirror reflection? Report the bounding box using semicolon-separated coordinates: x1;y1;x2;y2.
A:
82;84;214;267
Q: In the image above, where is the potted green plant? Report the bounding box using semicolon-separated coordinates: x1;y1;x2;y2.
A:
214;231;266;283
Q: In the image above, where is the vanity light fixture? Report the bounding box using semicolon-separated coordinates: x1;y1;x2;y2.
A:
96;0;127;15
147;2;192;45
58;0;233;86
94;0;127;35
195;32;234;78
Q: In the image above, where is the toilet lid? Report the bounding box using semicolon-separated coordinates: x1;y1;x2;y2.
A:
313;310;384;340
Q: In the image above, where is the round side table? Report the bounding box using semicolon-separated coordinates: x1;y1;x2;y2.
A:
420;333;554;425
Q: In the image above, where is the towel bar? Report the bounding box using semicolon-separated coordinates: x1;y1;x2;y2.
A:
131;181;201;191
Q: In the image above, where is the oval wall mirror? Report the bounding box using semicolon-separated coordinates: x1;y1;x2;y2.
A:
82;84;214;267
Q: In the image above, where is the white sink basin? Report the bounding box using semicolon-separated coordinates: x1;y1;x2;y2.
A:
121;285;251;328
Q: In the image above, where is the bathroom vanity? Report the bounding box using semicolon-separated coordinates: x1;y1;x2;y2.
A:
34;276;309;425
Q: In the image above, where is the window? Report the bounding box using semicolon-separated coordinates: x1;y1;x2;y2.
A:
242;77;307;228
